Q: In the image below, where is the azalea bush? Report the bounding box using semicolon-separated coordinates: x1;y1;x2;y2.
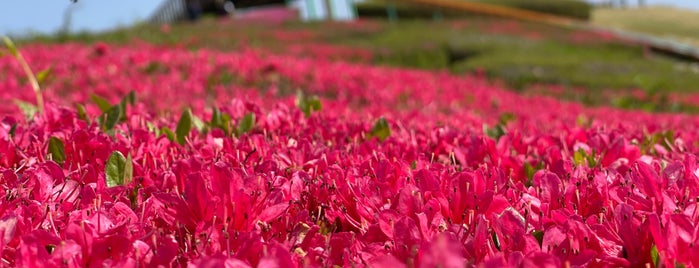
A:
1;41;699;267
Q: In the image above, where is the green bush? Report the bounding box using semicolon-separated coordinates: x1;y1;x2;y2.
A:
356;0;591;21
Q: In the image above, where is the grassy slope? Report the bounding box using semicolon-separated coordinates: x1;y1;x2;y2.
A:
22;15;699;112
592;6;699;47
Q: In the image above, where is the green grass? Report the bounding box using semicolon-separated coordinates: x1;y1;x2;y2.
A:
20;15;699;112
593;6;699;47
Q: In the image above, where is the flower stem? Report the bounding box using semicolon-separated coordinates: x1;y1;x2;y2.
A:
3;36;44;115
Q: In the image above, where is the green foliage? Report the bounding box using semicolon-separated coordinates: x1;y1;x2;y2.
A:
369;117;391;141
75;103;89;122
175;109;193;145
8;124;17;137
651;245;660;268
124;153;133;185
14;100;38;120
103;104;122;132
236;112;255;136
210;108;231;134
91;91;136;132
2;36;19;57
484;114;514;140
491;232;501;251
641;130;675;155
161;127;176;142
36;67;51;86
172;107;205;144
191;113;206;133
296;92;322;117
4;36;44;115
573;150;586;166
48;137;66;165
532;230;544;248
105;151;133;187
523;161;542;187
485;124;506;140
124;90;136;106
573;149;598;167
141;61;166;74
90;94;112;113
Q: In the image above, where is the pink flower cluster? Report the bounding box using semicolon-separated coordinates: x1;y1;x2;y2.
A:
1;42;699;267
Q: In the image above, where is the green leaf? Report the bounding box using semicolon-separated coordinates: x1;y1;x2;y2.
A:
142;61;162;74
576;115;589;127
237;112;255;136
103;104;122;131
491;232;501;251
118;98;128;122
175;109;192;145
125;90;136;106
651;245;659;268
574;149;586;166
146;121;158;134
210;108;231;134
2;36;19;57
90;94;112;113
191;113;206;133
105;151;127;187
498;112;515;125
36;67;51;85
8;124;16;137
124;153;133;185
14;100;37;120
532;230;544;248
75;103;89;123
115;91;136;123
485;124;506;140
296;91;322;117
524;162;540;187
586;150;598;167
128;186;140;210
48;137;66;165
307;98;322;113
161;127;175;142
369;117;391;141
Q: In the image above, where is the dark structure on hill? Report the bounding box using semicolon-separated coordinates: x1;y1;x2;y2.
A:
233;0;286;9
149;0;286;24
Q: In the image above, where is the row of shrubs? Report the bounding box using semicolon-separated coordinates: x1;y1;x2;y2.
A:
356;0;591;21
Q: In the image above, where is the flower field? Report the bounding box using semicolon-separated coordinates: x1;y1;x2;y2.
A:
1;41;699;267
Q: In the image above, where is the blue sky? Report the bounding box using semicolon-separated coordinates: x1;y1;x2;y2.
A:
0;1;161;37
1;0;698;37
